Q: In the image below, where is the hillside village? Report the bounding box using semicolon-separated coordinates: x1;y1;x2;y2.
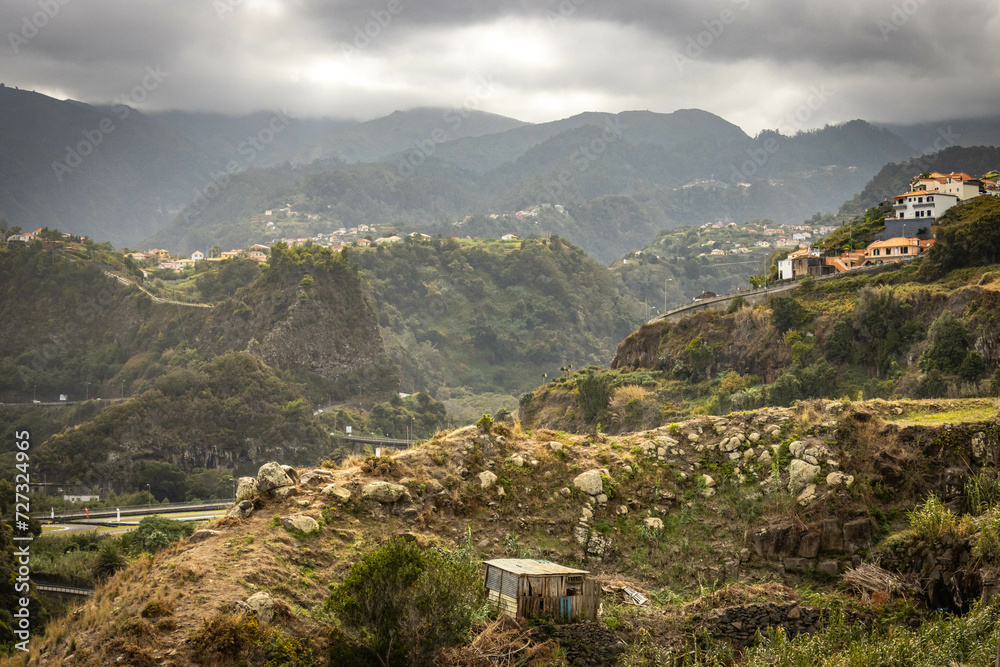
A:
777;170;1000;280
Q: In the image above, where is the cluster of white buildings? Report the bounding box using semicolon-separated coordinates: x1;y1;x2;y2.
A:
776;169;998;281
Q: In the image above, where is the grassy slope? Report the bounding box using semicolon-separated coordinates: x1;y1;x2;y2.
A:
14;399;1000;665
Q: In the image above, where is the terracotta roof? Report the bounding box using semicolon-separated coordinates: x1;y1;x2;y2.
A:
894;190;958;199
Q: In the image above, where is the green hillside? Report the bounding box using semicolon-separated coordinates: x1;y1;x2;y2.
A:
351;235;644;414
522;197;1000;434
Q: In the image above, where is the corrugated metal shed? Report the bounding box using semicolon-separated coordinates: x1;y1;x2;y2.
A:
482;559;589;576
482;559;598;622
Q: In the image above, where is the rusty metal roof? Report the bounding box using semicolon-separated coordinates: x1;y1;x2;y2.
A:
482;559;589;576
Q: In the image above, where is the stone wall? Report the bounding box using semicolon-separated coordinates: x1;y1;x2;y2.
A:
703;602;868;647
752;517;873;575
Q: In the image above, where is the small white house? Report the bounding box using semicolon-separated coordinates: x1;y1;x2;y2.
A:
191;251;205;261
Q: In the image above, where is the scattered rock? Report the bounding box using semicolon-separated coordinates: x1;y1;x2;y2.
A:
189;529;220;544
572;470;604;496
789;441;807;458
235;477;258;501
321;484;352;504
644;517;664;531
479;471;498;489
237;592;274;624
281;465;299;485
227;500;254;520
274;486;299;500
546;441;564;452
362;481;407;504
257;462;295;493
508;454;525;467
796;484;818;506
701;475;716;488
298;470;336;486
559;487;572;498
826;471;855;488
788;459;820;493
281;513;320;535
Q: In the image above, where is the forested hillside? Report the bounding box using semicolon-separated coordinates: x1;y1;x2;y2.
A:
352;235;644;415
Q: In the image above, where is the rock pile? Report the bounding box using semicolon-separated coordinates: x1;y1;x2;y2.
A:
539;622;626;666
703;602;867;647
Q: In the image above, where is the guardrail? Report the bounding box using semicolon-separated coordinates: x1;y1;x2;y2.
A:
336;434;416;447
36;584;93;597
34;500;232;521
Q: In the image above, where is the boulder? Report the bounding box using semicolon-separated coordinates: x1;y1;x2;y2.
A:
237;591;274;624
572;470;604;496
546;441;564;452
508;454;525;467
788;459;820;493
789;441;807;458
274;486;298;500
817;560;840;575
796;484;819;506
701;474;716;488
189;529;220;544
362;481;407;504
235;477;259;501
826;471;855;488
321;484;352;504
257;462;295;493
479;471;498;489
281;465;300;485
298;470;337;486
281;513;320;535
227;499;255;520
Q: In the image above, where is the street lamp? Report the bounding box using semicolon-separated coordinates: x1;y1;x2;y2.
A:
145;483;151;508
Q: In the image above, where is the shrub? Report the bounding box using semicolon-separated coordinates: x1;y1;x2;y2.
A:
92;542;127;581
908;494;973;540
326;537;484;667
190;614;313;667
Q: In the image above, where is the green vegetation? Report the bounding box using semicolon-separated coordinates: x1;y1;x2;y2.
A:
352;235;642;407
320;393;450;444
326;537;484;667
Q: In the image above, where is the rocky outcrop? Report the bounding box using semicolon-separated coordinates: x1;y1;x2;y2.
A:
236;592;274;624
257;462;296;493
362;481;408;504
573;470;605;496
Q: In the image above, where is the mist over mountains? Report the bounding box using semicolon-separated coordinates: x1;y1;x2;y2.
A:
3;85;1000;259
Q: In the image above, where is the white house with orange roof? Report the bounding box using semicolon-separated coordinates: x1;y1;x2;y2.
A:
191;250;204;261
911;172;984;201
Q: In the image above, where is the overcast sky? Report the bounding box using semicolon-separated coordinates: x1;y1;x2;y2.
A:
3;0;999;134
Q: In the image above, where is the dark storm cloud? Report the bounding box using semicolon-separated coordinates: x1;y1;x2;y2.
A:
2;0;999;131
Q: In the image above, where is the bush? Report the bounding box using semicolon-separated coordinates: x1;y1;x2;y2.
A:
908;494;973;541
326;537;484;667
92;542;127;581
